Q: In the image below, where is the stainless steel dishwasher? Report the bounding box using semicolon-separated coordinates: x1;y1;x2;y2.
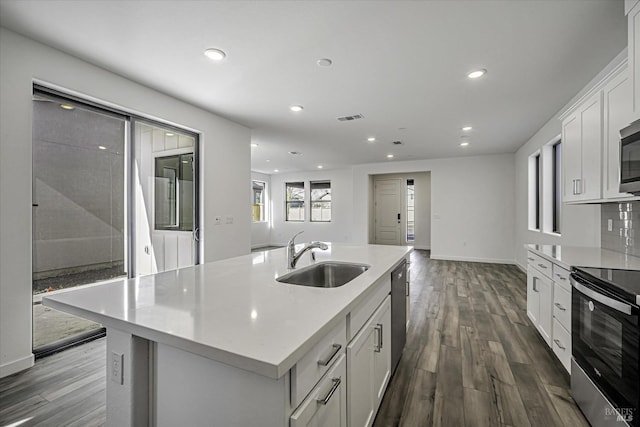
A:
391;259;407;374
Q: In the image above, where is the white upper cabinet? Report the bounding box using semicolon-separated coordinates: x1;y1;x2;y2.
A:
562;91;603;202
629;0;640;120
603;65;635;199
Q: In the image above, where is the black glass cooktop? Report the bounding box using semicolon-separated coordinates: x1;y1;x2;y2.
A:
574;267;640;306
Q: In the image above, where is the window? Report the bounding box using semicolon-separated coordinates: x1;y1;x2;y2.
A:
406;179;415;242
310;181;331;222
155;153;194;231
528;151;541;231
252;180;266;222
285;182;305;221
551;141;562;234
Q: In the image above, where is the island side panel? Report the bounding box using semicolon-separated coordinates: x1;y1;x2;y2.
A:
106;328;151;426
154;342;290;427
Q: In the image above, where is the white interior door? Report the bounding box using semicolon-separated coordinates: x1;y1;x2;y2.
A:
374;178;402;245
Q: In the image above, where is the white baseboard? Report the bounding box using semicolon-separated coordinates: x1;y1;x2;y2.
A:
429;254;516;265
0;353;34;378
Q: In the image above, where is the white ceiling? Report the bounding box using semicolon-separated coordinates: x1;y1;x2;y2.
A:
0;0;627;174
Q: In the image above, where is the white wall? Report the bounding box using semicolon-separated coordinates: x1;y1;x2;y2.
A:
270;168;355;245
512;51;629;269
251;171;271;248
0;28;251;377
369;172;431;250
353;154;516;264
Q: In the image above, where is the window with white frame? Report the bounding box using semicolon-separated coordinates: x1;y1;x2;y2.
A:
252;180;266;222
528;151;541;231
310;181;331;222
528;136;562;235
285;182;305;222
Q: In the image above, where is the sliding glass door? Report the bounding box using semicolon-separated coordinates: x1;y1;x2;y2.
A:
32;92;127;354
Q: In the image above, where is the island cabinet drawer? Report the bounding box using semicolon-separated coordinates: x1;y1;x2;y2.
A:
348;275;391;341
291;316;347;408
527;251;552;277
552;264;571;291
290;353;347;427
553;282;571;332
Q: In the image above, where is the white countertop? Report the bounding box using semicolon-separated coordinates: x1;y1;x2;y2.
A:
526;244;640;271
43;243;411;379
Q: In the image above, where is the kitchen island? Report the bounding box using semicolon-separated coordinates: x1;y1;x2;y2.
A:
43;243;412;427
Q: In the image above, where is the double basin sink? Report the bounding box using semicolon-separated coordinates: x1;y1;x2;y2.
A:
277;261;370;288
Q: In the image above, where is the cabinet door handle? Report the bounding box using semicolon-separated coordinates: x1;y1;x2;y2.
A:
554;302;566;311
317;377;341;405
532;280;538;292
556;274;567;281
572;179;577;195
317;344;342;366
576;178;582;195
374;324;383;352
553;339;566;351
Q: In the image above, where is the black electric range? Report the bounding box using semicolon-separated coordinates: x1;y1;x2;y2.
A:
572;266;640;306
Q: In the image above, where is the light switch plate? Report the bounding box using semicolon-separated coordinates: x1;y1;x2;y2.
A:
607;219;613;232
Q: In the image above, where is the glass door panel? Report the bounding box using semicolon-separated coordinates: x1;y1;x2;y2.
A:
32;93;127;353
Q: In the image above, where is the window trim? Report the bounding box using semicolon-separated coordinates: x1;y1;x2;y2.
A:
528;150;542;231
252;180;267;223
541;135;562;236
310;180;332;223
285;181;305;222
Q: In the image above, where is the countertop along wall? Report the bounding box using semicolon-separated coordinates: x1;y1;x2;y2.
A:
0;27;251;377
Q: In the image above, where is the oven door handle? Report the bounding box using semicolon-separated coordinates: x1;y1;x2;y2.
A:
571;278;632;315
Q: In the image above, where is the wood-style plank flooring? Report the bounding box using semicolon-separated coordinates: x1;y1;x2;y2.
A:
374;250;588;427
0;250;588;426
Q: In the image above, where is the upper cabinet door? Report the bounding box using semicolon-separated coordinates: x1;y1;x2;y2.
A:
562;113;582;202
603;67;634;199
579;92;603;201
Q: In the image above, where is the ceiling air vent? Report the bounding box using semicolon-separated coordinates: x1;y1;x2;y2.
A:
337;114;364;122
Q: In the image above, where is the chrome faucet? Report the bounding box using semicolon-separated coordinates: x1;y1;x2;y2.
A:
287;231;329;268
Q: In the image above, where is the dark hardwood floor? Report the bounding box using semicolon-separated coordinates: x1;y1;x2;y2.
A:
374;250;588;427
0;249;588;427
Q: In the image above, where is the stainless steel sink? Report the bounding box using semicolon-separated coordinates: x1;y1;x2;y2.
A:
276;262;370;288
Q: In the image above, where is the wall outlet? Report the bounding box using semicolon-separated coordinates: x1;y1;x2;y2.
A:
225;216;233;224
215;216;222;225
111;352;124;385
607;219;613;232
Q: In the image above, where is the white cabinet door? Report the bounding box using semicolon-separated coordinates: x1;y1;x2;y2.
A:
347;320;375;427
579;92;603;201
536;273;553;347
290;354;347;427
372;297;391;405
562;113;582;202
603;67;634;199
526;266;540;326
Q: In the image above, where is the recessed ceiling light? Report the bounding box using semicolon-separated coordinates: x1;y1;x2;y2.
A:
461;126;473;131
165;132;175;137
274;169;279;172
60;104;75;110
367;137;376;142
467;69;487;79
387;154;394;159
290;105;304;112
98;145;106;150
266;159;271;162
250;143;258;147
204;48;226;61
317;58;332;67
460;141;470;147
317;165;323;169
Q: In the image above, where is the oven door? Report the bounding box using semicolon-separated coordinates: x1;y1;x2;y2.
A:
571;275;640;424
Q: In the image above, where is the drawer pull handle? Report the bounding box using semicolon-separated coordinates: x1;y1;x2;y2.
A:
528;257;534;261
556;275;566;281
317;344;342;366
317;377;341;405
538;263;547;269
553;339;566;351
554;303;566;311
